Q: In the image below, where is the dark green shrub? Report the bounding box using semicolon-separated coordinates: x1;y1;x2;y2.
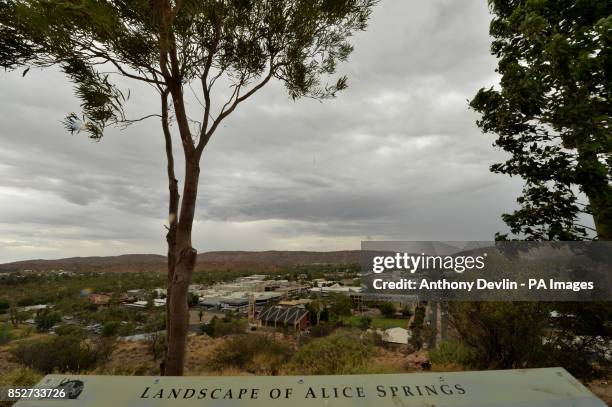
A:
358;315;372;330
0;323;10;345
329;295;353;318
290;333;373;374
146;331;166;361
102;321;120;337
379;302;396;317
11;336;108;373
55;324;85;338
187;293;199;307
401;305;412;318
308;324;335;338
200;315;246;337
208;334;292;374
34;310;61;332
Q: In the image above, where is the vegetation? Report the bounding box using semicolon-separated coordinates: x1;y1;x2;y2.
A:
408;306;425;350
0;323;10;345
0;367;42;407
290;332;373;375
0;0;378;375
102;321;121;337
8;305;30;328
55;324;85;338
208;334;292;375
342;315;406;330
328;294;353;319
11;335;115;374
0;299;9;313
470;0;611;240
378;302;396;317
34;310;62;332
429;341;475;369
146;331;166;362
448;302;548;369
446;302;611;380
200;314;246;338
358;315;372;330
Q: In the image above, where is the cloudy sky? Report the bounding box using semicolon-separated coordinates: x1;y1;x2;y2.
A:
0;1;528;262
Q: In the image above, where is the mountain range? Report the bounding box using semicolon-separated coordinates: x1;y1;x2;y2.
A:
0;251;363;274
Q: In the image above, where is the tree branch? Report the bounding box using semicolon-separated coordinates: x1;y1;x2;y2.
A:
196;62;278;154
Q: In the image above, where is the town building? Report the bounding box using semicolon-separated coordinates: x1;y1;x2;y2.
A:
257;305;310;331
89;293;112;307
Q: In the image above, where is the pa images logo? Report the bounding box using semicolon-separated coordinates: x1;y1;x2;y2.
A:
55;379;85;399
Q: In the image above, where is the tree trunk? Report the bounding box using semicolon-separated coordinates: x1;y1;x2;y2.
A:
590;207;611;241
577;152;612;241
160;91;179;375
164;157;200;376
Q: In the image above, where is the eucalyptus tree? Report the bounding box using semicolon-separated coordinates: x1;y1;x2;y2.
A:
0;0;377;374
470;0;611;240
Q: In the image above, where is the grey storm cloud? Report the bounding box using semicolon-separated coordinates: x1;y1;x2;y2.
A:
0;1;525;262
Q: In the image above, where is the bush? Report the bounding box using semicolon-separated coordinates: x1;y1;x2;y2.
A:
146;331;166;361
379;302;396;317
0;323;10;345
0;367;42;407
0;299;9;313
308;324;335;338
409;306;426;350
11;335;112;373
358;315;372;330
187;293;199;307
0;367;41;387
34;310;62;332
401;305;412;318
208;334;292;374
55;324;85;338
290;333;373;374
102;321;120;337
329;295;353;318
428;341;475;368
200;315;246;337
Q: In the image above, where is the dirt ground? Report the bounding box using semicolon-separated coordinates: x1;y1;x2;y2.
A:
588;379;611;406
2;333;610;405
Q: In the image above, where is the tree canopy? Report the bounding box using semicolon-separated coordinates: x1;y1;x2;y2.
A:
0;0;377;375
470;0;611;240
1;0;375;142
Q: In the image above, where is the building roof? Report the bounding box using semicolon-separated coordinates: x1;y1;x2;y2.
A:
309;285;362;294
222;298;249;306
279;299;312;306
252;291;283;301
89;293;112;305
258;306;309;325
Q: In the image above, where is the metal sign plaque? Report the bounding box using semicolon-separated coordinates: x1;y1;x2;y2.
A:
13;368;606;406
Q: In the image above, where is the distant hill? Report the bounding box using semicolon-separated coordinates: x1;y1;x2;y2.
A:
0;251;362;274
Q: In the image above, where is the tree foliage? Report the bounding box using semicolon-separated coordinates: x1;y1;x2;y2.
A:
447;301;611;379
0;0;377;375
448;302;549;369
34;309;62;332
470;0;611;240
1;0;376;140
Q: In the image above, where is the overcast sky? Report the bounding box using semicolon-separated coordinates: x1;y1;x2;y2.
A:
0;1;528;262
